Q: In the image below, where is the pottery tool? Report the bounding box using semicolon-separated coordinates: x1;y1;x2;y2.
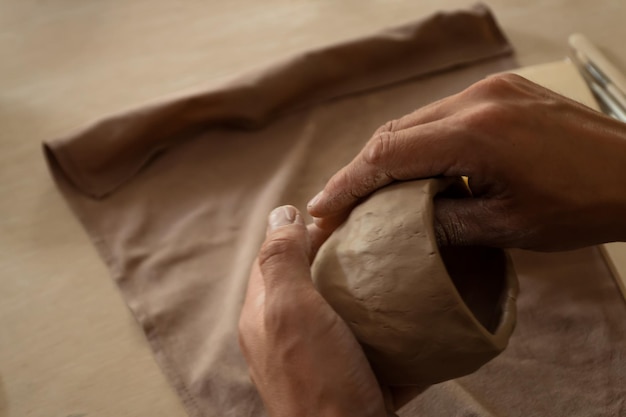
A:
569;33;626;121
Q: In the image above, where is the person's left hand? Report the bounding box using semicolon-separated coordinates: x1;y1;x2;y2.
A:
238;205;392;417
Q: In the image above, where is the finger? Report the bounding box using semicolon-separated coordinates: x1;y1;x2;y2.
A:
308;120;467;218
258;205;314;296
433;197;501;247
312;212;348;233
307;223;333;260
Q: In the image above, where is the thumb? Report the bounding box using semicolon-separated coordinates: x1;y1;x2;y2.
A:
258;205;313;292
433;198;500;247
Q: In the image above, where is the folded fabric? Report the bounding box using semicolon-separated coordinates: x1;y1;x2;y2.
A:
44;3;626;417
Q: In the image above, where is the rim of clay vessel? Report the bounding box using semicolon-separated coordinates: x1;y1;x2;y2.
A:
427;178;518;349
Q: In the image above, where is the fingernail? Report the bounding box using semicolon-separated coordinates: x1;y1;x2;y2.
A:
269;206;298;231
307;191;324;209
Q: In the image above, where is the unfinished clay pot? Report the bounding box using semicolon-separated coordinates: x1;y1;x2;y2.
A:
311;178;518;387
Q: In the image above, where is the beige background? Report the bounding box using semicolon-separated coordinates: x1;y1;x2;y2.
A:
1;1;625;416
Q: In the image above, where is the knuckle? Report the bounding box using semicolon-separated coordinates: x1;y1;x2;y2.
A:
458;101;513;134
466;73;520;99
482;73;519;92
322;122;400;205
372;119;397;137
487;72;521;85
265;292;309;331
258;237;298;270
363;130;395;167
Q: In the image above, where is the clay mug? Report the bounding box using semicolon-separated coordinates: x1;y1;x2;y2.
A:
311;178;518;387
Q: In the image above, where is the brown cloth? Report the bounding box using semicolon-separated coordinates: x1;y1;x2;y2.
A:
44;4;626;417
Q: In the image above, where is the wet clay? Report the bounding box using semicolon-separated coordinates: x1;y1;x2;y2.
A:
311;178;518;387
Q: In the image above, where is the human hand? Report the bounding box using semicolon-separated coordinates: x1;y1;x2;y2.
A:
239;205;397;417
307;74;626;251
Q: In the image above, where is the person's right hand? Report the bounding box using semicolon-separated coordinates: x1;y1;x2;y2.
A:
307;74;626;251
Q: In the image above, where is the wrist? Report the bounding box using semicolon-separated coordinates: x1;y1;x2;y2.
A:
614;160;626;242
594;118;626;243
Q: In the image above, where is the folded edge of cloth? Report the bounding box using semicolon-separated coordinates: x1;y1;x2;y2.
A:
44;3;511;199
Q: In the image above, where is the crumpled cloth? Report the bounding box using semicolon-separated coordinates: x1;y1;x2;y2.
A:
44;3;625;417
